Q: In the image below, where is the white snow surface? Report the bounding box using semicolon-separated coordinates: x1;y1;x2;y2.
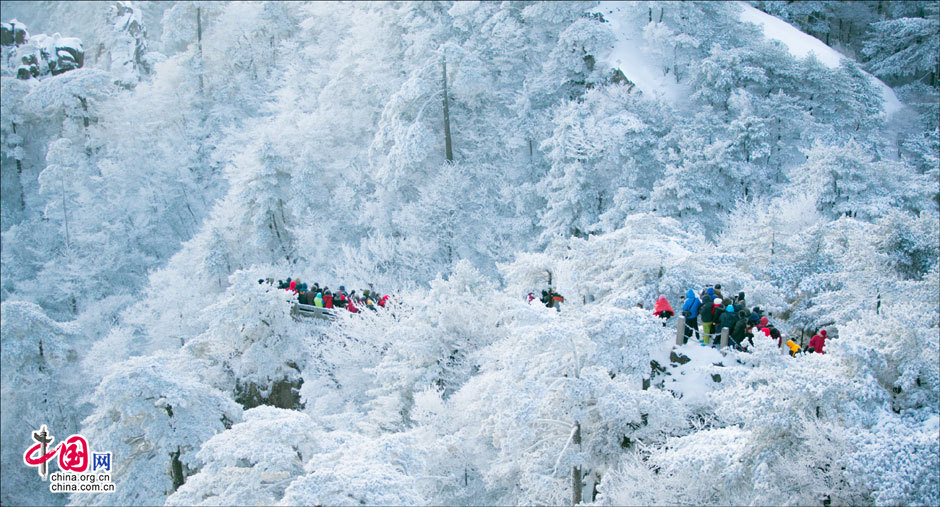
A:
737;2;902;116
650;329;727;408
596;1;901;116
596;1;690;106
738;2;843;68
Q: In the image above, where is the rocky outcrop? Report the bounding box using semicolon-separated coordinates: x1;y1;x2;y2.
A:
2;20;84;79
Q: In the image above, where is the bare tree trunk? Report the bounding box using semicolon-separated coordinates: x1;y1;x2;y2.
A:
197;7;204;94
572;421;582;505
442;56;454;163
170;445;184;491
12;123;26;211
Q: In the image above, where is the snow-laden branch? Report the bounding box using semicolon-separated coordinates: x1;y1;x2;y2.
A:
551;422;579;477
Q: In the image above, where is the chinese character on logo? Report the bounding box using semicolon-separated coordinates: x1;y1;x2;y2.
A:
23;425;55;480
23;426;89;479
92;452;112;472
58;435;88;472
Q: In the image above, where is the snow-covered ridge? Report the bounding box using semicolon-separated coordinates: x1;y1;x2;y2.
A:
736;2;902;116
595;1;902;116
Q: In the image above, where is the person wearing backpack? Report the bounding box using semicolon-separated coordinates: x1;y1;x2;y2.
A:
681;289;702;344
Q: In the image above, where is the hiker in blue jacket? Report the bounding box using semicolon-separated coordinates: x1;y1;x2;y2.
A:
681;288;701;344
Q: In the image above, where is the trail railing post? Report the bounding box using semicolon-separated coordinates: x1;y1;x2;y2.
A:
572;421;582;505
676;316;686;346
720;327;729;349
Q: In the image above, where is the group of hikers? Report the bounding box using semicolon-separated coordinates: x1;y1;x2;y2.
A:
260;277;391;313
652;284;830;356
262;275;830;355
528;288;565;311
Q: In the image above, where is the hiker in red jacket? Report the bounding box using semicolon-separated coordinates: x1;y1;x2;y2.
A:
653;294;674;317
323;290;334;309
346;297;360;314
759;316;771;337
809;329;828;354
653;294;674;326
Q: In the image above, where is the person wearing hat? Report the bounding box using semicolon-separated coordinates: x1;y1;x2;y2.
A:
809;329;828;354
733;291;747;313
759;316;771;337
681;289;702;343
717;304;738;348
747;306;762;326
653;294;674;326
786;338;802;356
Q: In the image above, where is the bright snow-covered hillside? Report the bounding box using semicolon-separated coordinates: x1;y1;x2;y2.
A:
1;1;938;506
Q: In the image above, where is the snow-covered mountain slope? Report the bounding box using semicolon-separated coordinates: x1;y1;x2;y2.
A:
597;0;902;116
594;1;692;105
2;1;937;506
736;2;903;116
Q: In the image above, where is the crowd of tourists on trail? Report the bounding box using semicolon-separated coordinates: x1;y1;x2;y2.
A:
261;275;830;355
653;284;830;356
259;277;391;314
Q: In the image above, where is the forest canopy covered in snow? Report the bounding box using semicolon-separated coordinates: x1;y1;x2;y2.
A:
1;1;938;505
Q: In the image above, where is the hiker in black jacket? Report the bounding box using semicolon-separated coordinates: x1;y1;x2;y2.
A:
717;304;738;348
731;310;749;349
